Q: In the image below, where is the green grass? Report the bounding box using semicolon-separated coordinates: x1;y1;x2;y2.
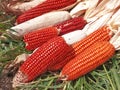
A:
0;2;120;90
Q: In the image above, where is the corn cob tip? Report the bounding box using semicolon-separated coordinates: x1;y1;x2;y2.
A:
6;29;21;40
12;70;27;87
59;73;68;81
25;42;29;49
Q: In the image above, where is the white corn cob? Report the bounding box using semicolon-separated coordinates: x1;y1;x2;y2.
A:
62;30;86;45
6;11;71;39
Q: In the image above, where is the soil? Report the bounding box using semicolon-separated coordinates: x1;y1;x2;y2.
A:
0;62;21;90
0;73;13;90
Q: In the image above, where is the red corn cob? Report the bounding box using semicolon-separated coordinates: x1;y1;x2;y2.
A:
24;27;58;50
16;0;77;24
48;51;75;71
48;26;113;71
13;36;72;83
24;17;87;50
60;41;115;80
54;17;87;35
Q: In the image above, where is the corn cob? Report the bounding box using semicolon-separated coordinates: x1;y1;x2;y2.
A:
13;30;86;87
24;27;58;50
60;41;115;80
7;0;46;15
16;0;77;24
6;11;71;39
13;36;71;83
54;17;87;35
24;17;87;50
48;26;112;71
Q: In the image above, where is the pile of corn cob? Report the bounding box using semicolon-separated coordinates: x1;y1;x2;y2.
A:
2;0;120;88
